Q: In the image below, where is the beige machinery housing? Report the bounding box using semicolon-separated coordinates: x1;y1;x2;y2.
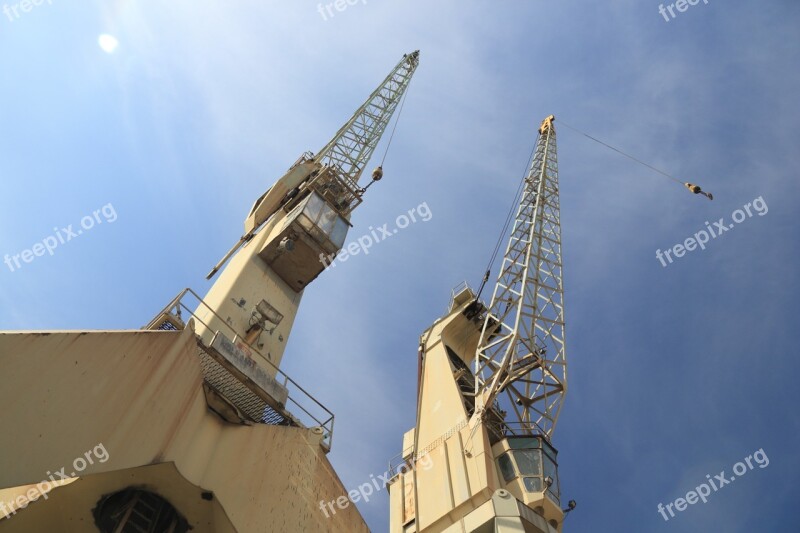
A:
387;288;564;533
0;328;366;532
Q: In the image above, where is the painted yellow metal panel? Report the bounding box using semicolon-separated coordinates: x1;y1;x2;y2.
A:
447;432;471;506
0;329;368;532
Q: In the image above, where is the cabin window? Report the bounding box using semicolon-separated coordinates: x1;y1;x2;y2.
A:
497;452;516;483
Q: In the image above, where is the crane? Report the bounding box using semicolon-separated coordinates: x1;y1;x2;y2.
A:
192;50;420;374
0;51;420;533
206;50;419;279
387;115;572;533
387;113;710;533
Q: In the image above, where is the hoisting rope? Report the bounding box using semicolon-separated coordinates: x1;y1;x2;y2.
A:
379;80;412;168
362;80;413;192
555;118;713;200
476;140;538;301
476;116;715;300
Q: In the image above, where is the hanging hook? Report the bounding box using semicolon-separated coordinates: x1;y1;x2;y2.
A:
684;182;713;200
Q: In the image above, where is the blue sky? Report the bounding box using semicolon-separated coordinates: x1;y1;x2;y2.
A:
1;1;799;531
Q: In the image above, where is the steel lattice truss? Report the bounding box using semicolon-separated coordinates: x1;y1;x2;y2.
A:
315;51;419;186
474;118;566;438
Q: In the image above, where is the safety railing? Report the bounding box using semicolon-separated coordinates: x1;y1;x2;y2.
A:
146;288;335;451
448;281;476;312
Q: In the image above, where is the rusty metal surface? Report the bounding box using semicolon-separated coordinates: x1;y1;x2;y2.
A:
0;328;368;532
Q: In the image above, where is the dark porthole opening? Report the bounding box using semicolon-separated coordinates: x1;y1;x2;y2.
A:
93;488;191;533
